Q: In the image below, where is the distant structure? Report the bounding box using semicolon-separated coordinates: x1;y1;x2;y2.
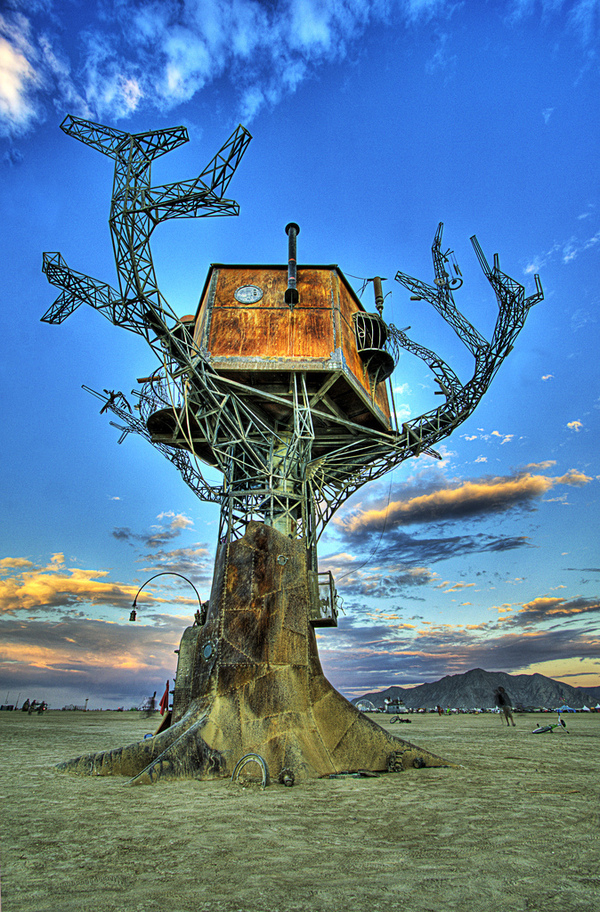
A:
355;699;377;713
43;116;542;784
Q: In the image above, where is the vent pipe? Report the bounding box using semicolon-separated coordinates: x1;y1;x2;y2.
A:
284;222;300;308
372;276;386;316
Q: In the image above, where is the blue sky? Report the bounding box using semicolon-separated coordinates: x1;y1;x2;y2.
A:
1;0;599;709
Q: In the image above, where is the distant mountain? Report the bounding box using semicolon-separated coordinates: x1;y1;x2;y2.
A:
575;685;600;703
352;668;600;710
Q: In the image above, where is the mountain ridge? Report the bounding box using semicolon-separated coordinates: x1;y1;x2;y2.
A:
352;668;600;710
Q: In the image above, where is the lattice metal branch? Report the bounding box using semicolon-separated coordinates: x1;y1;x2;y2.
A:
42;118;541;551
391;222;543;457
42;116;251;341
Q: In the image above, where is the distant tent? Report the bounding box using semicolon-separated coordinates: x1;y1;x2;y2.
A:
556;704;576;713
355;699;376;713
582;705;591;712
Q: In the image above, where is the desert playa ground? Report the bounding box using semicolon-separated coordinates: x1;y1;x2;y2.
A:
2;710;599;912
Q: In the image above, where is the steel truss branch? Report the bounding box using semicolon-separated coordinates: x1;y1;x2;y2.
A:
42;116;251;342
392;222;543;456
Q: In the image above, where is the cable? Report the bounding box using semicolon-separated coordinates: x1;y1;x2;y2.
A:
344;273;371;299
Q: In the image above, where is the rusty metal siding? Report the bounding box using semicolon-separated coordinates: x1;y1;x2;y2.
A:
205;267;335;361
195;264;391;426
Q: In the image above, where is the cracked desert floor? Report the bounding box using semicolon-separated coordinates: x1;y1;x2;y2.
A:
2;709;599;912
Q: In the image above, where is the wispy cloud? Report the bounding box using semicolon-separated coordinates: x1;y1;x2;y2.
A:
5;0;599;141
319;555;437;598
525;228;600;274
562;230;600;263
327;528;534;570
542;106;554;124
461;428;516;445
508;594;600;627
568;0;600;44
439;580;475;594
110;512;214;586
113;511;194;548
334;466;593;536
491;430;514;445
0;16;45;137
0;0;454;137
507;0;600;47
0;557;35;570
425;30;457;77
137;546;212;580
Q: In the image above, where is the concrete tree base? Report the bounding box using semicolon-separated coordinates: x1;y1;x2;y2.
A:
58;522;451;784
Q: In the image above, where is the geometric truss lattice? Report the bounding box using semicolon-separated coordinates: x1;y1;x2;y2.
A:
42;117;543;555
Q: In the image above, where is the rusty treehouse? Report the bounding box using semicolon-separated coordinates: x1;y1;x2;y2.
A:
42;116;543;784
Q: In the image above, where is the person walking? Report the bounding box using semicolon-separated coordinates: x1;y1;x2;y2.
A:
494;686;516;727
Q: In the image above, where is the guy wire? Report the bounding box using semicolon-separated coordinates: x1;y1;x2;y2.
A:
336;467;395;582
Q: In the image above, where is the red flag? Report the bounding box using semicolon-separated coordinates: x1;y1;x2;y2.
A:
159;680;169;715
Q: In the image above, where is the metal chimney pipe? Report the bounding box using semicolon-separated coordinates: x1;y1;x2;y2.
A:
284;222;300;308
372;276;385;316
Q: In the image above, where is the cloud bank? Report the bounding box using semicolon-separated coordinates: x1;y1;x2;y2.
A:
0;512;213;618
317;607;600;696
0;612;185;707
0;552;140;616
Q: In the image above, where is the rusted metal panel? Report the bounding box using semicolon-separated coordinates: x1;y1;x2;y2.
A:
205;267;335;361
195;263;392;429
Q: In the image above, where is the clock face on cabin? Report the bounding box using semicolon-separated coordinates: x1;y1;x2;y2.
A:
234;284;263;304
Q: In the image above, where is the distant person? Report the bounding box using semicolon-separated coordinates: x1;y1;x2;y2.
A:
436;705;443;716
22;699;30;712
143;692;157;717
494;686;515;727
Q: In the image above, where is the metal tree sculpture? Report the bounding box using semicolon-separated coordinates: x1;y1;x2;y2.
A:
43;117;542;784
